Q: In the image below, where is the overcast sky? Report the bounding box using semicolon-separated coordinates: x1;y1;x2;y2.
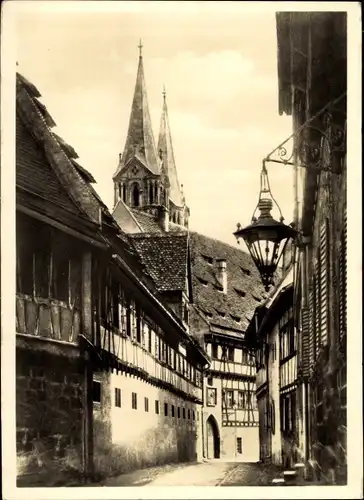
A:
14;1;294;247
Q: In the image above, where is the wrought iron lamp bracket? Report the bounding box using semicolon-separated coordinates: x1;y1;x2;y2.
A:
263;93;346;175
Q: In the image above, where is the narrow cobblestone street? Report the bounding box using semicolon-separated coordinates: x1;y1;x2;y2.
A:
99;460;282;487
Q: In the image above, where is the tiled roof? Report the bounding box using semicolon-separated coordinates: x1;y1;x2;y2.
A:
113;54;159;178
157;93;183;207
130;209;187;234
189;231;267;334
16;73;101;225
130;233;189;292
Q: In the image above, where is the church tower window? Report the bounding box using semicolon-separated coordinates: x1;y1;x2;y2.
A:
118;183;122;200
123;184;127;202
131;183;140;207
149;183;154;204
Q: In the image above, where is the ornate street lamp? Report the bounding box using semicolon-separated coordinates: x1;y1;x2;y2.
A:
234;161;297;291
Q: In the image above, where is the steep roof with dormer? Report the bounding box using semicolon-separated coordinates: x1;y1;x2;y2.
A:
113;45;160;179
157;90;184;207
188;231;267;335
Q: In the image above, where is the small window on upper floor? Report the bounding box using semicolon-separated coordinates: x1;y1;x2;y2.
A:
115;387;121;408
215;309;226;318
211;344;218;359
201;254;213;265
93;380;101;403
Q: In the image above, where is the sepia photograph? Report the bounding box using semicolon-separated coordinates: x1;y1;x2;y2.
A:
0;1;362;498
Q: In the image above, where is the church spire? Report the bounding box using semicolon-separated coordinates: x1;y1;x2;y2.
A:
157;87;184;207
113;41;159;180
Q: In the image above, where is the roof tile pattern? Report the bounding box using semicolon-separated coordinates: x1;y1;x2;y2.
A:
189;231;267;333
130;233;189;292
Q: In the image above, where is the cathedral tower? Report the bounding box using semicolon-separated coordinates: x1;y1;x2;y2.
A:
113;41;166;217
157;87;189;228
113;42;189;229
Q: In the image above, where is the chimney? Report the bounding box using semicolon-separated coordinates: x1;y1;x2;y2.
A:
158;206;169;232
217;259;227;294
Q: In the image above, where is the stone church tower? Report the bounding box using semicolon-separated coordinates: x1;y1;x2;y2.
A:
113;43;189;229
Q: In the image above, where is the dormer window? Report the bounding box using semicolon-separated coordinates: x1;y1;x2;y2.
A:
213;284;224;292
215;309;226;318
201;254;213;265
230;314;241;323
252;294;262;303
241;267;251;276
197;277;208;286
234;288;246;298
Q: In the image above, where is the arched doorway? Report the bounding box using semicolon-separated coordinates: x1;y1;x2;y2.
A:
206;415;220;459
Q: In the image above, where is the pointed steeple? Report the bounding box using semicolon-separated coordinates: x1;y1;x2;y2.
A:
157;88;184;207
114;41;159;179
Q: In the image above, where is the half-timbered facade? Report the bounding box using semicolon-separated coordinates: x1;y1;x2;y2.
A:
15;71;208;486
246;267;295;466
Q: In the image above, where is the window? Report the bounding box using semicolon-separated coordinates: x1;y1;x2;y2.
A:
164;402;168;416
201;254;213;264
93;381;101;403
148;326;152;353
238;390;245;409
155;400;160;414
182;407;186;419
122;184;127;202
197;277;208;286
234;288;246;298
171;405;175;417
131;183;140;207
132;392;137;410
224;390;234;408
177;407;180;418
228;347;235;362
211;344;218;359
192;410;195;421
241;267;251;276
188;409;191;420
144;397;149;412
115;388;121;407
230;314;241;323
237;437;242;454
207;375;213;386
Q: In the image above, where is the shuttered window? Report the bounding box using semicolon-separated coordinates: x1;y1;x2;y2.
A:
339;208;347;340
319;219;329;347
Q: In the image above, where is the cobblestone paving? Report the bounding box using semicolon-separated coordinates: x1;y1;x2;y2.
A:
100;460;282;487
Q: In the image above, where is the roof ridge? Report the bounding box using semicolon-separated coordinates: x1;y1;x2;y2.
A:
189;230;252;256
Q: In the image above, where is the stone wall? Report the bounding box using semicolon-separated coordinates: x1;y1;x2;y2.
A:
221;426;259;462
92;369;203;479
16;338;86;486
